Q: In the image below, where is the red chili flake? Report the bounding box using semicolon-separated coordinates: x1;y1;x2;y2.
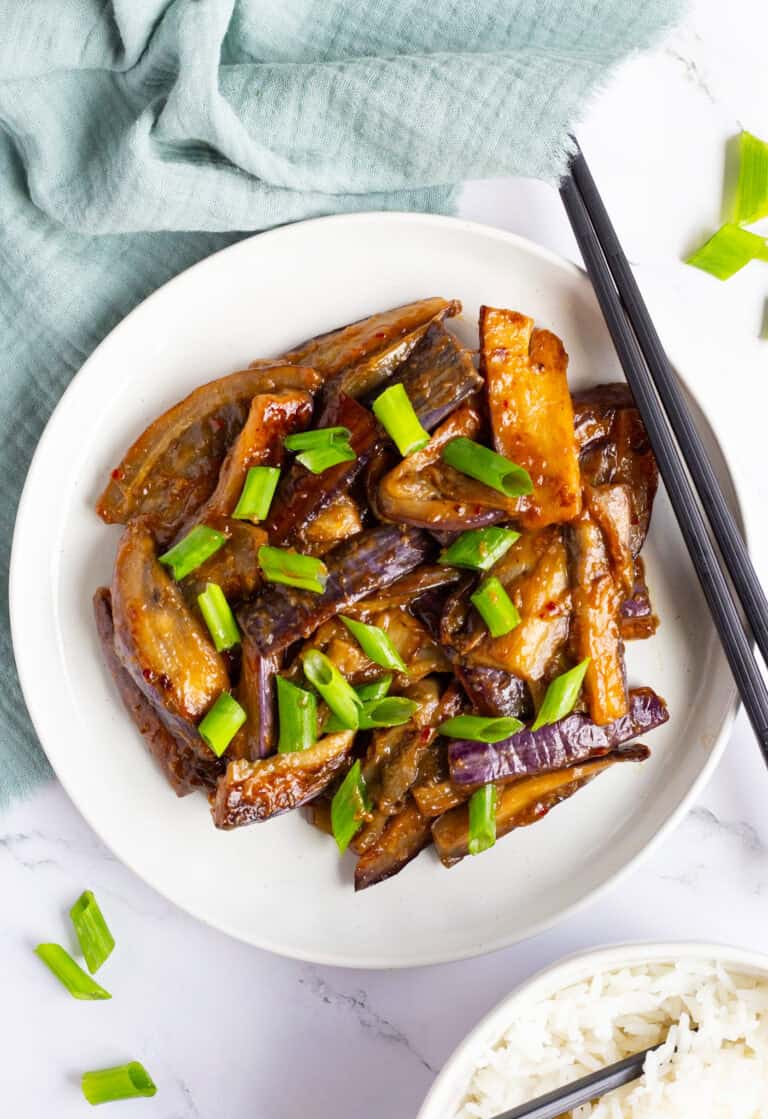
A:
374;331;386;339
157;673;172;690
210;417;224;432
142;667;155;683
502;399;510;410
474;506;484;515
419;728;431;743
111;468;125;481
543;601;558;614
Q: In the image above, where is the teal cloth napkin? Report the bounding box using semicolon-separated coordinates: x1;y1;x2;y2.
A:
0;0;681;808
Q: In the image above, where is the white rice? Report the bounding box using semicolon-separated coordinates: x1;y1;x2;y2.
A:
457;960;768;1118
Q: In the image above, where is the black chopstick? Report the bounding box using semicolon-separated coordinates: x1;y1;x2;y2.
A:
490;1038;662;1119
559;145;768;764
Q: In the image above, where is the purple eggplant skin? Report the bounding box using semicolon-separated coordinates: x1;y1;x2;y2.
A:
230;641;279;761
455;665;533;721
448;686;669;788
238;524;433;656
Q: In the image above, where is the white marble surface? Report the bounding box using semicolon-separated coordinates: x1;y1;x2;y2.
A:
3;1;768;1114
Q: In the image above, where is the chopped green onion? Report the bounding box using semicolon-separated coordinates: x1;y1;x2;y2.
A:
232;466;280;522
69;891;115;975
686;223;768;281
733;130;768;226
438;527;521;572
339;615;407;673
258;545;328;593
198;693;246;756
284;426;352;452
159;525;227;581
372;383;430;457
442;437;533;497
276;677;317;753
34;944;111;1000
296;442;357;474
439;714;524;742
323;676;392;733
471;576;521;638
468;784;497;855
358;696;419;729
331;760;371;852
302;649;362;730
532;658;591;730
82;1062;157;1105
197;582;240;652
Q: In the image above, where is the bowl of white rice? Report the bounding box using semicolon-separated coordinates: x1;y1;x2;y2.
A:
418;943;768;1119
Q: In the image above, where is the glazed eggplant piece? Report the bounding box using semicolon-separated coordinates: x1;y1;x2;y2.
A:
481;307;581;528
238;524;433;656
448;686;667;787
212;731;355;828
229;640;279;761
180;517;267;604
621;557;659;641
348;564;463;618
454;665;533;721
300;493;364;556
572;383;634;452
93;588;223;794
583;483;635;598
433;745;651;866
354;799;433;891
96;365;319;539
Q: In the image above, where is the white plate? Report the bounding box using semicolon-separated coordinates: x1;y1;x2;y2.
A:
10;213;742;968
417;940;768;1117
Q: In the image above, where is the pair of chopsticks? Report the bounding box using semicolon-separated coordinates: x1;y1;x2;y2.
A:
559;138;768;766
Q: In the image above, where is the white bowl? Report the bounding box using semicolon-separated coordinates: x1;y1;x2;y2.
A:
417;940;768;1118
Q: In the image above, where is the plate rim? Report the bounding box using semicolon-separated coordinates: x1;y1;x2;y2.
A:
9;210;746;968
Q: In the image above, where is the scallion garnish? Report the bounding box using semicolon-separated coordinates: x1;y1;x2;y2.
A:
284;427;352;452
285;426;356;473
442;437;533;497
276;677;318;753
34;943;111;1000
686;223;768;281
331;760;371;852
69;891;115;975
258;545;328;593
197;582;241;652
358;696;419;729
372;383;430;457
470;576;521;638
81;1062;157;1105
232;466;280;522
322;676;393;733
468;784;497;855
302;649;362;730
438;714;524;742
339;615;407;673
733;130;768;226
159;525;227;581
438;526;520;572
198;692;247;756
532;658;591;730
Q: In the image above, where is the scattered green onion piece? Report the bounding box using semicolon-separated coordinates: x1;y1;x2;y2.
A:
82;1062;157;1105
69;891;115;975
295;442;356;474
471;576;521;638
532;658;591;730
331;760;371;853
284;426;352;452
232;466;280;522
686;223;768;281
158;525;227;581
34;944;111;1000
198;693;246;757
438;714;524;742
339;615;407;673
197;582;240;652
302;649;362;730
733;130;768;225
438;526;521;572
358;696;419;729
258;545;328;593
323;676;392;733
468;784;497;855
372;383;430;457
441;437;533;497
276;677;317;753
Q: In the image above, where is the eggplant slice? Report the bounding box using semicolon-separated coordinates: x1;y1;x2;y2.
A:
354;799;433;891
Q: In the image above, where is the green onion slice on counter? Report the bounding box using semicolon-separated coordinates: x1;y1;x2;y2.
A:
470;576;521;638
438;526;520;572
276;677;318;753
686;223;768;281
322;676;393;733
258;546;328;593
339;615;407;673
197;582;241;652
331;760;371;853
468;784;497;855
232;466;280;522
69;891;115;975
81;1062;157;1105
357;696;419;730
302;649;362;730
372;383;430;457
532;658;591;730
159;525;227;581
198;693;247;756
441;436;533;497
34;944;111;1000
438;714;524;742
733;130;768;226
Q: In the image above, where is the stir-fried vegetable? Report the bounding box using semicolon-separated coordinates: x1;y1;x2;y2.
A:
232;466;281;522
